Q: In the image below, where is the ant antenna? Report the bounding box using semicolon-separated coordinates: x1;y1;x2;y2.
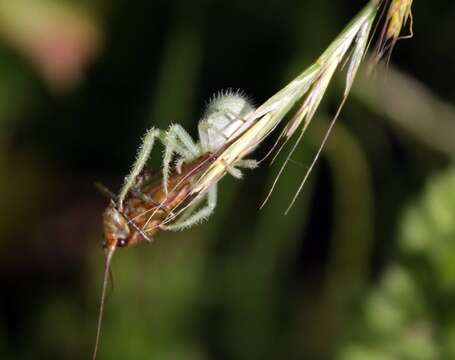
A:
92;244;116;360
95;182;118;202
108;266;115;294
121;211;153;243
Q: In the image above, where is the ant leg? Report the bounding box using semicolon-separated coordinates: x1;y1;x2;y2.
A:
129;188;175;216
95;182;118;201
126;168;173;212
133;168;158;189
160;185;217;231
130;188;154;203
118;128;161;209
162;124;200;194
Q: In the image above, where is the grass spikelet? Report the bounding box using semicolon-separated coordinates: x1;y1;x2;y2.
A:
387;0;413;40
376;0;414;63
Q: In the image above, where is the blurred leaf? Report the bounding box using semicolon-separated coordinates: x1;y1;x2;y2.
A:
337;166;455;359
353;65;455;157
0;0;103;91
400;167;455;290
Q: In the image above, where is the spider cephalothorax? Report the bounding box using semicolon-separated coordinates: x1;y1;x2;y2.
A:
199;91;255;152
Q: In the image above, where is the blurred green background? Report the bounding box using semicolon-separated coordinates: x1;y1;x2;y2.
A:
1;0;455;359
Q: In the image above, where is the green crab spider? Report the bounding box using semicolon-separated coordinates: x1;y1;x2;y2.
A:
120;90;259;232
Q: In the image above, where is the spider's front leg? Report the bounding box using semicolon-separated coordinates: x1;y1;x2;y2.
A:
162;124;200;194
160;185;217;231
118;127;161;208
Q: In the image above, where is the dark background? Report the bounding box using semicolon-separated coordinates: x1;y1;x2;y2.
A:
1;0;455;359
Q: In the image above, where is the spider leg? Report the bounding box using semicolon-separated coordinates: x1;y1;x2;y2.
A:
225;166;243;179
133;168;157;189
209;105;251;124
223;108;248;123
199;120;232;141
224;158;259;179
162;124;200;194
216;158;251;180
160;185;217;231
198;110;254;154
235;159;258;169
118;128;161;208
168;124;200;156
175;157;186;174
198;120;230;152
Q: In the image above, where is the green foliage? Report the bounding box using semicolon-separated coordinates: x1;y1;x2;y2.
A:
338;166;455;359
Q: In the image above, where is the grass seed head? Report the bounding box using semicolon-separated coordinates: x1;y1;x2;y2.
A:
386;0;413;41
193;2;378;208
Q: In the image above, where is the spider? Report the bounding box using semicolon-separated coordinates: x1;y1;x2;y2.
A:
127;90;259;234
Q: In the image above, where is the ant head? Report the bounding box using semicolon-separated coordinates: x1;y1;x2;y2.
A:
102;202;131;249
